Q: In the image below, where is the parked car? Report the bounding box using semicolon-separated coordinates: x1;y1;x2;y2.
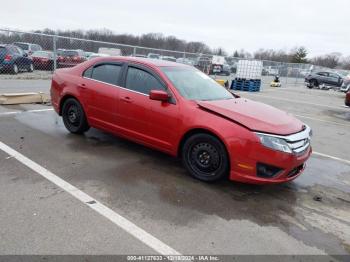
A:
31;51;55;70
221;64;231;76
340;74;350;93
13;42;42;56
147;53;160;59
51;57;312;184
84;51;95;59
131;54;147;58
176;57;194;65
98;47;121;56
57;49;87;68
345;91;350;107
161;56;176;62
305;71;343;88
57;49;65;57
0;44;34;74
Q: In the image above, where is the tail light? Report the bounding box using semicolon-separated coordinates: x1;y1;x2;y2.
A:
4;54;12;62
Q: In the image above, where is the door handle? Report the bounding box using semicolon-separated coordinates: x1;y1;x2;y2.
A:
121;96;132;103
78;83;87;89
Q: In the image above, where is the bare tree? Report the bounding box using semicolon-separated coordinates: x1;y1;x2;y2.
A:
312;53;341;69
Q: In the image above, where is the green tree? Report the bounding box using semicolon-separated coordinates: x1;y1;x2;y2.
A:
291;47;308;63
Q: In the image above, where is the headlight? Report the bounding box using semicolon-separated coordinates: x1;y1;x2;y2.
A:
256;133;292;153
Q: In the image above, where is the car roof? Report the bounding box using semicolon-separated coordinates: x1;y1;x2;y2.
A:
92;56;187;67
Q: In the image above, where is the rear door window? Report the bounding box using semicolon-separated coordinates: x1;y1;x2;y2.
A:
89;64;122;85
125;67;164;94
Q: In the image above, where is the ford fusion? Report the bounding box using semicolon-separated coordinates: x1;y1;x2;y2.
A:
51;57;312;184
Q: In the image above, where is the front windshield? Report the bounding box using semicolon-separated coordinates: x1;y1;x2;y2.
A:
161;66;233;101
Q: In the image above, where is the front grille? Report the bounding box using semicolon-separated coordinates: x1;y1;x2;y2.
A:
284;126;311;154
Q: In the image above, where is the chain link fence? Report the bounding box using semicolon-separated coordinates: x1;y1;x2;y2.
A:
0;28;348;89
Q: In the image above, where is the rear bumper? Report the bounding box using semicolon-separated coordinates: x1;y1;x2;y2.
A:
0;63;14;71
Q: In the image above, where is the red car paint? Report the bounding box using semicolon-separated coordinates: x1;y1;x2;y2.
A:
51;57;312;184
31;51;54;70
346;91;350;107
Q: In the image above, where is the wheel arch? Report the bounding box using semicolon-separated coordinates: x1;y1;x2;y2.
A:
310;78;319;84
177;128;230;162
59;94;81;116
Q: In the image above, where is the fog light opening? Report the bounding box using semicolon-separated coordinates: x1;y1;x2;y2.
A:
256;163;283;178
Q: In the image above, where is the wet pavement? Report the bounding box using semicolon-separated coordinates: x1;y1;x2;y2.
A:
0;84;349;257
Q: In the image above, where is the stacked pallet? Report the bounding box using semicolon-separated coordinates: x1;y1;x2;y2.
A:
230;78;261;92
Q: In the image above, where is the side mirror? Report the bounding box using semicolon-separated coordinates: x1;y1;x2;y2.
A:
149;90;170;102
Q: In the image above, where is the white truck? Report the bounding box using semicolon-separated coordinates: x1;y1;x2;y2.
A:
98;47;121;56
211;55;226;74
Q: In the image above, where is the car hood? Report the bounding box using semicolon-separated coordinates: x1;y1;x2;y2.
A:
197;98;303;135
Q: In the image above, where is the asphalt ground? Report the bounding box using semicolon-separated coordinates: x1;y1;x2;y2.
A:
0;81;349;260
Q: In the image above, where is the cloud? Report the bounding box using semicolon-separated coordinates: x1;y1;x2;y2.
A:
3;0;350;56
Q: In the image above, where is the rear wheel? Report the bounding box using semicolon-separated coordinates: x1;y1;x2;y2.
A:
62;98;90;134
182;133;229;182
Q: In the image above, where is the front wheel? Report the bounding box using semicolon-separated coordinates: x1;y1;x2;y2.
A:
62;98;90;134
182;133;229;182
309;79;318;88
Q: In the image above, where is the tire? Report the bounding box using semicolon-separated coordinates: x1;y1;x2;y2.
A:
309;79;318;88
182;133;229;182
62;98;90;134
11;64;19;75
27;63;34;72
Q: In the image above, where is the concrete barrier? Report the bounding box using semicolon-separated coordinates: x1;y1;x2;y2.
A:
0;92;50;105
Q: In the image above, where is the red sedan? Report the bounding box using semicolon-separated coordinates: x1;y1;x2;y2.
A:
32;51;54;70
51;57;312;184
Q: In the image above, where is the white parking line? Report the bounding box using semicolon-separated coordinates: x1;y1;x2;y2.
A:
0;140;181;256
0;108;53;116
245;94;343;110
313;151;350;165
